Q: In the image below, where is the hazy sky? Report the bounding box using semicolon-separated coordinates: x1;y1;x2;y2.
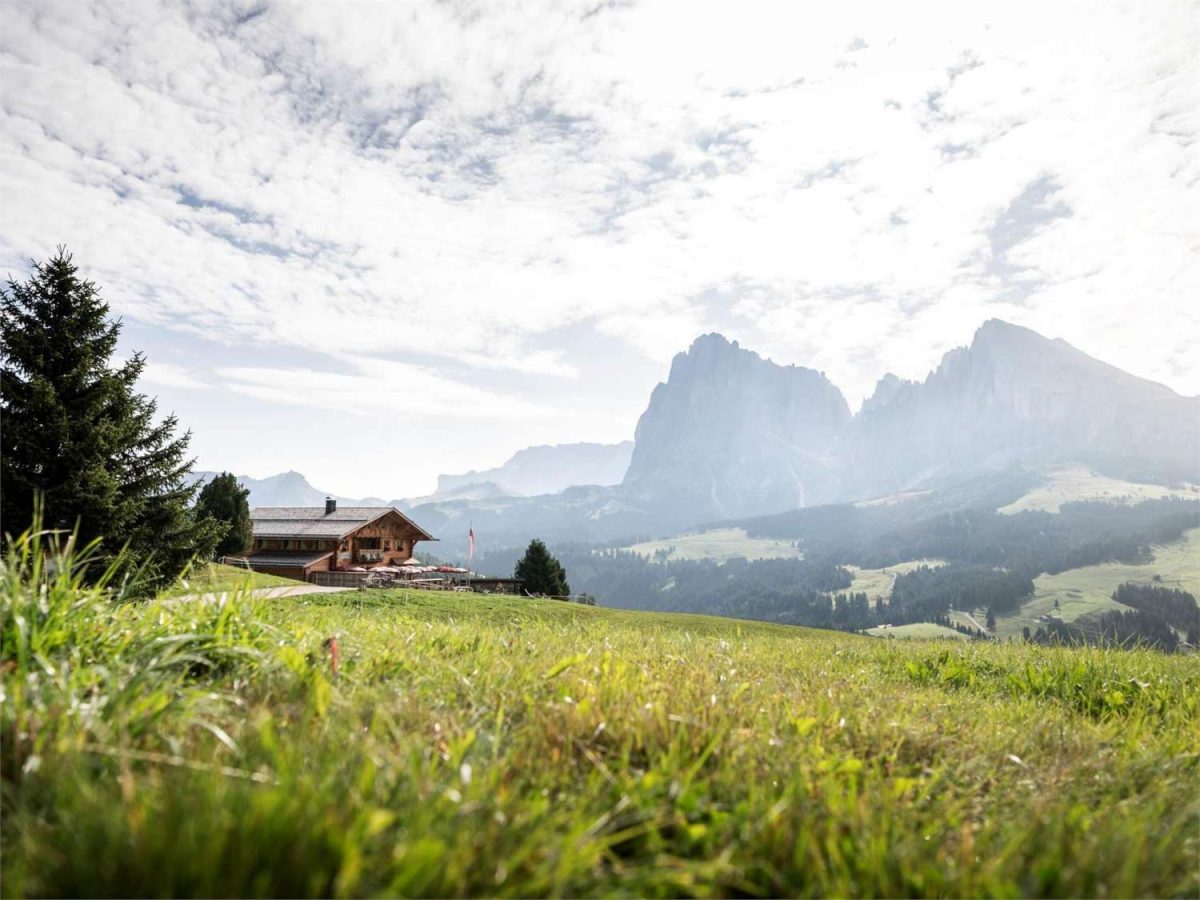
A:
3;0;1198;498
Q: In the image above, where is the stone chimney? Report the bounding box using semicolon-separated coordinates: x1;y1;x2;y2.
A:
325;496;336;515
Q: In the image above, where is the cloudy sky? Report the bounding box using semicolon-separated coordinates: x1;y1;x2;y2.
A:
3;0;1197;499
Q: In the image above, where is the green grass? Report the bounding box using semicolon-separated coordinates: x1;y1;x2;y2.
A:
847;559;946;602
626;527;803;562
864;622;968;641
992;528;1200;639
157;561;298;599
3;532;1198;898
997;465;1200;514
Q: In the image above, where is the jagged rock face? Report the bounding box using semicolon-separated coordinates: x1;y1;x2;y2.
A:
622;334;851;519
436;441;634;497
844;319;1200;496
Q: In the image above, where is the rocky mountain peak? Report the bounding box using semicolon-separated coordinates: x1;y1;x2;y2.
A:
861;372;913;414
622;335;851;519
843;320;1199;494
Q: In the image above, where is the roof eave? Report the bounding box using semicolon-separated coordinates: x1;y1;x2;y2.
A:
360;507;437;542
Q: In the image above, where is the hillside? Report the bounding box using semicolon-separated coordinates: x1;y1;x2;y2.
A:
996;465;1200;514
994;527;1200;638
5;557;1197;897
625;527;804;562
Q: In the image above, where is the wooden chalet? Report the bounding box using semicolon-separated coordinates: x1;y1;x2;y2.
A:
244;498;436;582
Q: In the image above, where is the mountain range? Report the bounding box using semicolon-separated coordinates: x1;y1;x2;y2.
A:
436;441;633;496
193;441;633;514
199;320;1199;548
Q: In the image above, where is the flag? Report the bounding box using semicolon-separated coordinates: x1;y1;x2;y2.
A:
467;527;476;568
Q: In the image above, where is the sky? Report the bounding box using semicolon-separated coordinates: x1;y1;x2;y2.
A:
2;0;1198;499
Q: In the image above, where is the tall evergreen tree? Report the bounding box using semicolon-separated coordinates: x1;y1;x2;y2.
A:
0;248;218;590
514;539;570;597
196;472;252;559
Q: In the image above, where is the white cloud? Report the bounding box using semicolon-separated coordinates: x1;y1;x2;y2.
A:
218;357;553;419
1;0;1196;491
140;361;210;391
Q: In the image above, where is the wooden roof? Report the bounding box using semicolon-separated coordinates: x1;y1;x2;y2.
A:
250;506;436;541
245;550;334;568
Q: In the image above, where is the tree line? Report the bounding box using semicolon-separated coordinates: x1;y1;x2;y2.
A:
1023;583;1197;653
726;491;1199;581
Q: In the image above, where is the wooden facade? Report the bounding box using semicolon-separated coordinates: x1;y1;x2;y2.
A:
244;504;436;583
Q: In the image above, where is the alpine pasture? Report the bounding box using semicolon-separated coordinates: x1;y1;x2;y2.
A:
3;533;1197;898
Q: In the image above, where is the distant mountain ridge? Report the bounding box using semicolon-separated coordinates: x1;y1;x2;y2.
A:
840;319;1200;498
199;320;1199;546
195;441;634;512
190;470;377;509
437;441;634;497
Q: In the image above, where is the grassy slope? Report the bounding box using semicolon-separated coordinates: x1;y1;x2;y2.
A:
158;561;298;599
4;577;1198;898
998;466;1200;514
992;528;1200;638
846;558;947;602
865;622;968;641
626;527;803;562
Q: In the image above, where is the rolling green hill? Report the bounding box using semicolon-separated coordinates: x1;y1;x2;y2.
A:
625;527;803;562
864;621;968;641
157;561;298;599
992;528;1200;638
998;466;1200;515
4;541;1198;898
846;558;947;602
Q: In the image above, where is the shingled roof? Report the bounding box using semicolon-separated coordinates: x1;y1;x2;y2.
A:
243;550;334;568
250;506;436;541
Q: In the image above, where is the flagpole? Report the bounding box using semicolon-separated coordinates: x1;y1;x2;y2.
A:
467;521;475;577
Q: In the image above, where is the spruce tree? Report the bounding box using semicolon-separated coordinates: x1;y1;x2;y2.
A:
0;248;218;590
514;539;570;597
196;472;252;559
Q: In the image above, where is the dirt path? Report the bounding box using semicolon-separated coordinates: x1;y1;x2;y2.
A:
171;584;352;603
959;610;989;632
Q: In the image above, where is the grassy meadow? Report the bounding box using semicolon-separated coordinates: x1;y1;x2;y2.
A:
846;559;947;603
864;622;968;641
3;534;1199;898
626;528;804;563
158;561;297;599
997;466;1200;514
983;528;1200;639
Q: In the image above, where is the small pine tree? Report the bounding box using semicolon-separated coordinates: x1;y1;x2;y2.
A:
196;472;252;559
0;248;218;590
514;539;570;598
986;607;996;630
